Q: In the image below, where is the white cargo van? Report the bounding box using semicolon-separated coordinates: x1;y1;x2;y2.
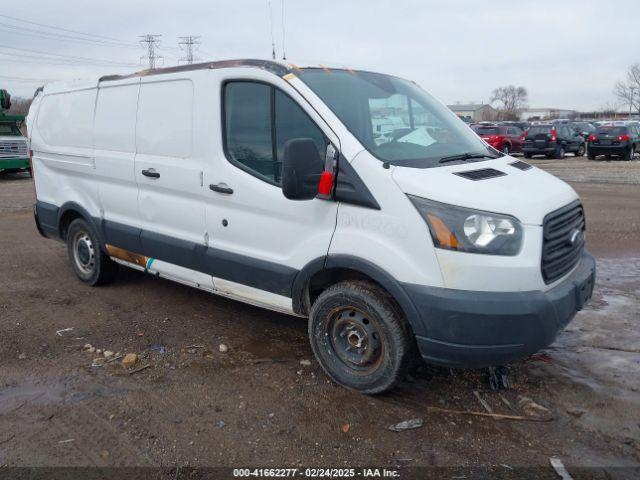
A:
28;59;595;393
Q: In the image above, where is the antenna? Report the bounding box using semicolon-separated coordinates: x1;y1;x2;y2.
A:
267;0;276;60
139;34;163;69
178;36;201;64
281;0;286;60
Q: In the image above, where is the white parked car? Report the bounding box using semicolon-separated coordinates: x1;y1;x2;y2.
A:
27;60;595;393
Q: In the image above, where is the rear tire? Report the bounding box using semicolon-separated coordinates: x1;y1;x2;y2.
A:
308;280;415;394
588;153;596;160
575;144;585;157
502;144;510;155
66;218;118;286
523;152;532;159
555;146;565;159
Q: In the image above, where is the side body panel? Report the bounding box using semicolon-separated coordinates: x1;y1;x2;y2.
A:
29;84;101;228
134;76;206;270
94;79;142;249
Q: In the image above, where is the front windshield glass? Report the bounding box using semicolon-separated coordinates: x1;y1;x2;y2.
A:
298;68;500;167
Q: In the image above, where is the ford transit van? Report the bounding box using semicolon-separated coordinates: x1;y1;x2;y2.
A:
28;59;595;393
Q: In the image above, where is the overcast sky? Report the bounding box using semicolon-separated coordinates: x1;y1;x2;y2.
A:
1;0;637;111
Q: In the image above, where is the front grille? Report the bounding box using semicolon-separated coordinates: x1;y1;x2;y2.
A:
0;140;28;159
541;200;585;283
454;168;506;181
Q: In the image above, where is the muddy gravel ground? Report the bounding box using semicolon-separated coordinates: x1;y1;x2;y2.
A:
1;157;639;478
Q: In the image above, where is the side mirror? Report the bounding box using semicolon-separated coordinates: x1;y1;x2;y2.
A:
281;138;323;200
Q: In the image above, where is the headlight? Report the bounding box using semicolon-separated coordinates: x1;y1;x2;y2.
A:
408;195;523;255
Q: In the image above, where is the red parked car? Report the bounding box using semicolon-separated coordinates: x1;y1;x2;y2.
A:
471;124;524;155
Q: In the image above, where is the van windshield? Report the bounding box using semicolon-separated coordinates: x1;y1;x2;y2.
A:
298;68;500;167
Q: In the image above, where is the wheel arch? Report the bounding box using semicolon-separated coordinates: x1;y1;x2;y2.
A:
292;255;425;336
57;202;102;244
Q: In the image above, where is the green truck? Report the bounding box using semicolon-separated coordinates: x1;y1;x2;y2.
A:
0;89;30;174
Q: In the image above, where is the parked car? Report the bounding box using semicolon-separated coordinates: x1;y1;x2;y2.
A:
497;121;530;131
471;124;523;154
522;123;585;159
587;124;640;160
570;122;596;140
27;59;595;394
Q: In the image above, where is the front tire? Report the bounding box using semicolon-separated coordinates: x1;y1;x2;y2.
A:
308;280;414;394
66;218;118;286
575;144;585;157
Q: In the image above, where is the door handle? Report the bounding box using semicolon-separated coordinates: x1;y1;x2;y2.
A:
142;168;160;179
209;183;234;194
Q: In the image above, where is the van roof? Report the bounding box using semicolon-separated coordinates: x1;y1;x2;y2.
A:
99;58;292;82
38;59;407;95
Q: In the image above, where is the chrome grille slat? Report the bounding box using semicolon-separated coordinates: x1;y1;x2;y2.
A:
541;200;585;284
0;140;28;158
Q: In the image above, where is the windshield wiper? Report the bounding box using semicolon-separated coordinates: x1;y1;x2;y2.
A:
439;152;498;164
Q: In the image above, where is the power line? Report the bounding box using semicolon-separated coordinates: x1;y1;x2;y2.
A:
178;36;201;65
0;74;56;82
140;34;162;69
0;13;138;46
0;45;138;66
0;52;136;68
0;22;139;49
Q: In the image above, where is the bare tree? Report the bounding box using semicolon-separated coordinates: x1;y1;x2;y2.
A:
490;85;528;119
614;63;640;116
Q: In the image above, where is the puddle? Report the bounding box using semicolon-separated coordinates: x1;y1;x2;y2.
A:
0;380;134;414
533;256;640;447
0;383;67;414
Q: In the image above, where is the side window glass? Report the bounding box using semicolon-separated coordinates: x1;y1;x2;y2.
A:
275;90;326;183
224;82;326;186
224;82;275;182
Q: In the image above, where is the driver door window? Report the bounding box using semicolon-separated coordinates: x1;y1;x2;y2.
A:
224;81;326;185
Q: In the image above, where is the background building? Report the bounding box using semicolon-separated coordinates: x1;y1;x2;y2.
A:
519;107;578;120
447;103;497;122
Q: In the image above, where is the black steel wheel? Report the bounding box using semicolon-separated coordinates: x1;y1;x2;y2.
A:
309;280;415;394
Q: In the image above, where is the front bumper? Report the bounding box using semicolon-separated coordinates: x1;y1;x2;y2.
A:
405;251;595;368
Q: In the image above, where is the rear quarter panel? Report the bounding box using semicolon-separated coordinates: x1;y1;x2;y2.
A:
29;86;101;221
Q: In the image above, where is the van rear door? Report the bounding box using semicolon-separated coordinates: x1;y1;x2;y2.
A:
202;72;340;308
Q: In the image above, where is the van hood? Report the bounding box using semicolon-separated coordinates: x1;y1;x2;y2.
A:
391;157;578;225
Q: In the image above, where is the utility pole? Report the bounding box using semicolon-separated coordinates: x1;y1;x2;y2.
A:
139;34;162;69
630;86;637;120
178;36;201;64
